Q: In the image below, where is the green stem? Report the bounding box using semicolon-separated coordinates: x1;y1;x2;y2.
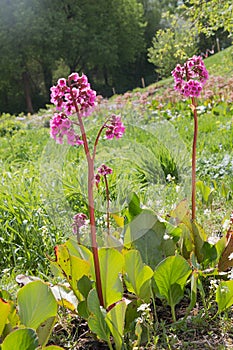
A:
150;285;159;326
107;340;114;350
191;97;198;221
70;87;104;307
171;305;176;323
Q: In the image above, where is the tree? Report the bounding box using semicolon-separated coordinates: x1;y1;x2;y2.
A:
59;0;146;92
148;12;198;77
0;0;146;112
183;0;233;37
138;0;162;45
0;0;63;113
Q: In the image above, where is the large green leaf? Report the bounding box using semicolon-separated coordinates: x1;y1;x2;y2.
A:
65;238;94;278
87;289;110;343
154;255;191;307
17;281;57;330
124;210;173;269
124;250;153;300
53;244;91;300
216;280;233;313
1;328;39;350
124;210;157;245
201;241;217;265
170;199;190;225
99;248;124;308
105;300;127;350
0;298;10;337
125;192;142;222
191;222;207;263
215;236;227;263
77;276;93;319
77;275;93;299
36;316;56;347
179;223;193;259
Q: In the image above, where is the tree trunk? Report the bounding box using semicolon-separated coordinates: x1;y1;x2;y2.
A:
22;71;34;114
103;66;109;86
42;64;53;97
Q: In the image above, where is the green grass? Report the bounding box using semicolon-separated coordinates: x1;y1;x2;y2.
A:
204;45;233;75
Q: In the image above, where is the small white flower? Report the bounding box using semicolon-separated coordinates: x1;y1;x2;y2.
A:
209;279;218;290
166;174;175;182
204;209;211;216
208;236;220;245
137;303;150;313
163;233;170;240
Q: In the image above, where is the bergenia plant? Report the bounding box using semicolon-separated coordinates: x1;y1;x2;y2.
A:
172;56;209;220
49;73;125;306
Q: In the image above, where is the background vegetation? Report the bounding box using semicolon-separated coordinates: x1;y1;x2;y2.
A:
0;0;232;114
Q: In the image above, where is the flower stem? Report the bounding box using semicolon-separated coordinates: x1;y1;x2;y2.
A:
92;118;111;161
76;227;80;244
87;163;104;306
191;97;198;221
93;124;106;161
70;88;104;307
103;175;110;235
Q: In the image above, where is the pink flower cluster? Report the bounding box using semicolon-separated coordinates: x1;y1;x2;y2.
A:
50;113;83;146
72;213;87;234
105;114;125;139
50;73;96;117
172;55;209;97
95;164;113;185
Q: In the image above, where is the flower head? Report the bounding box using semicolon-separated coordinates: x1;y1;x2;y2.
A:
105;114;125;139
172;55;208;98
97;164;113;176
95;164;113;185
50;73;96;117
72;213;87;235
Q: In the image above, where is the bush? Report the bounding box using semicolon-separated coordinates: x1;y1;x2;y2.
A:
0;115;25;137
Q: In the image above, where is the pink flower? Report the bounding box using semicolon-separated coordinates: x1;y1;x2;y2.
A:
95;173;101;185
95;164;113;186
97;164;113;176
72;213;87;234
50;73;97;117
171;55;208;98
182;80;203;97
58;78;67;87
105;114;125;139
68;73;79;83
50;113;83;146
